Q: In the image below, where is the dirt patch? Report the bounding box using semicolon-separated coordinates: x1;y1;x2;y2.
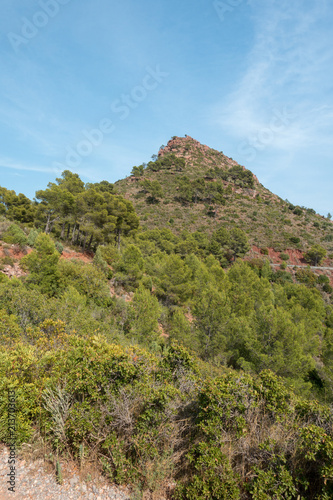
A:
0;244;32;260
60;250;93;263
251;245;306;265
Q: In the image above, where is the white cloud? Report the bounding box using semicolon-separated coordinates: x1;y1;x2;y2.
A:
0;156;61;174
212;0;333;155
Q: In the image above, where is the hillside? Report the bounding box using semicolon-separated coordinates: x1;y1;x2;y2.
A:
115;135;333;256
1;138;333;499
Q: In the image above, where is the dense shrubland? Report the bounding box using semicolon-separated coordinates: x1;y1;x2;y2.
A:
1;330;333;498
0;165;333;498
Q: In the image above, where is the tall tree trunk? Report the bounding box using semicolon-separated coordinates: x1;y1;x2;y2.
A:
49;216;59;234
83;232;87;252
67;223;70;240
117;230;121;252
45;213;51;234
87;234;93;251
76;229;81;246
71;223;77;245
60;222;66;240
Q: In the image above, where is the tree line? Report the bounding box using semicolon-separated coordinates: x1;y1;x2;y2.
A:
0;171;140;250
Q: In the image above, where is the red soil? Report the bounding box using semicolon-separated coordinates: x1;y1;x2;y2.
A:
60;250;93;263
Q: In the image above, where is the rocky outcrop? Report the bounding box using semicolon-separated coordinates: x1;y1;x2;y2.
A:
1;263;27;279
158;135;239;168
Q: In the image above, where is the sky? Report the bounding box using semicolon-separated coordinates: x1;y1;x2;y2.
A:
0;0;332;216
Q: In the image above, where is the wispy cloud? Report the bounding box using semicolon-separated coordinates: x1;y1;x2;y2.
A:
0;156;60;174
212;0;333;157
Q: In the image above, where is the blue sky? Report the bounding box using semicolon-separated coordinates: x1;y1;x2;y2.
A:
1;0;332;216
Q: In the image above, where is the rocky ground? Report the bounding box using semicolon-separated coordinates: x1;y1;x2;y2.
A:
0;445;131;500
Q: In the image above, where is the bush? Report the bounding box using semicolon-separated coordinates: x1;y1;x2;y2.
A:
305;245;327;266
114;244;145;289
2;224;27;247
26;229;39;247
250;465;297;499
175;442;240;499
55;241;63;254
279;253;290;261
1;337;333;498
323;283;333;294
58;259;110;305
93;246;110;278
295;268;317;287
20;233;60;296
317;275;329;285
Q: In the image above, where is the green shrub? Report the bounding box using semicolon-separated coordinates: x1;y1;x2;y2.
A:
114;244;145;289
21;233;60;296
317;275;330;284
2;224;27;247
55;241;63;254
175;442;240;500
323;283;333;294
58;259;110;305
250;465;297;500
279;253;289;261
304;245;327;266
293;207;303;216
26;229;39;247
93;246;110;277
297;424;333;497
295;268;317;287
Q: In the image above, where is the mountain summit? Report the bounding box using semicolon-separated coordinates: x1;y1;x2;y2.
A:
158;135;258;182
115;135;333;256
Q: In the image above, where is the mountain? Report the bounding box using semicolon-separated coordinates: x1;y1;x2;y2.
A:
2;136;333;499
115;135;333;258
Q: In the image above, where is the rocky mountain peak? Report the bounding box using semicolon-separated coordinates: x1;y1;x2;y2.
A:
158;135;237;168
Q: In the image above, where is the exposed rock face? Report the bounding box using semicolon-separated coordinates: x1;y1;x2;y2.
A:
158;135;239;168
2;263;27;278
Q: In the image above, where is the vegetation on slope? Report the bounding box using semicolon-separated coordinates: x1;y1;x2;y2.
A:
116;136;333;255
0;137;333;498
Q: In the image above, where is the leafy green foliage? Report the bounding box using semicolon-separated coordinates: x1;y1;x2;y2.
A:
131;165;145;177
175;442;240;499
147;153;185;172
114;244;145;289
35;170;139;250
58;259;110;306
209;226;250;264
128;285;162;344
21;233;60;296
211;164;255;188
0;187;36;223
140;179;164;203
0;150;333;498
305;245;327;266
2;223;27;247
